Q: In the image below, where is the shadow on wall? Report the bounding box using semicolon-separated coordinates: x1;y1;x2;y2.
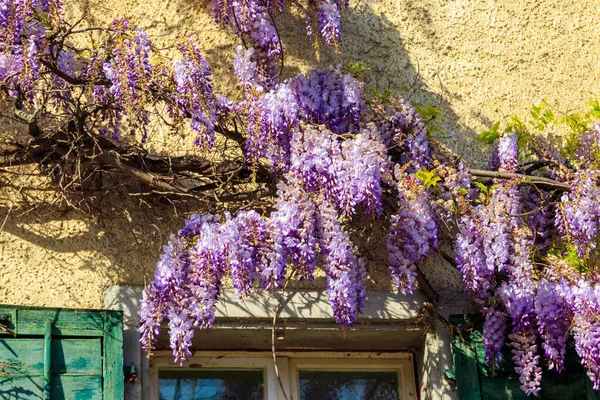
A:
0;193;188;307
275;2;483;160
1;1;479;306
76;0;484;159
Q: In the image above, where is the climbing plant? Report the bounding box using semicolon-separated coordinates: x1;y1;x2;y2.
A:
1;1;600;396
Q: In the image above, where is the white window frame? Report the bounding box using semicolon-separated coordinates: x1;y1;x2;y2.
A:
150;351;416;400
289;354;416;400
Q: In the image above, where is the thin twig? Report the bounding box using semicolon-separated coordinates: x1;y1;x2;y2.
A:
0;323;16;337
271;273;295;400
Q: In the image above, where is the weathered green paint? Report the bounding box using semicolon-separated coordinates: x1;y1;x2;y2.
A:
0;339;102;376
0;375;103;399
450;315;482;400
450;314;600;400
43;319;52;400
15;308;105;336
103;310;124;400
0;305;123;400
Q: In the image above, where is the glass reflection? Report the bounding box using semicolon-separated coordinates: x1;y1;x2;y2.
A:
299;370;399;400
159;369;264;400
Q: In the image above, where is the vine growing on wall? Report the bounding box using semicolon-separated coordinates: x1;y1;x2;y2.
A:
1;0;600;397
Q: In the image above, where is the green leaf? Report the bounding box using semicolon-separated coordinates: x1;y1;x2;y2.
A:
345;61;371;77
564;246;588;274
473;181;488;194
415;168;441;189
415;104;445;137
587;99;600;120
478;122;501;144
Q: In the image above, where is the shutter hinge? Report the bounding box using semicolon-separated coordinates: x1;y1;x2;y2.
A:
124;363;137;383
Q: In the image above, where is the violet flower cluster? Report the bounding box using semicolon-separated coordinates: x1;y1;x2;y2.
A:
387;172;438;294
569;280;600;389
556;169;600;257
482;306;507;368
289;123;389;216
139;63;440;361
369;96;431;170
0;0;58;103
172;38;218;149
534;279;572;372
207;0;346;58
499;282;542;396
316;198;367;326
242;67;366;175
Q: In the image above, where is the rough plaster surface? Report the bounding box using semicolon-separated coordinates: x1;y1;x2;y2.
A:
2;0;600;308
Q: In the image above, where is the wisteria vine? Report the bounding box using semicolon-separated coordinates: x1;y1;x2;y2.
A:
2;1;600;397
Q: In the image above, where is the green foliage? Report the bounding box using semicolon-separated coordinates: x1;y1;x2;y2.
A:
415;103;445;137
476;99;600;166
478;100;556;146
478;121;501;144
415;168;441;189
345;61;371;78
473;181;493;205
560;100;600;159
368;87;393;102
528;99;555;132
547;245;590;274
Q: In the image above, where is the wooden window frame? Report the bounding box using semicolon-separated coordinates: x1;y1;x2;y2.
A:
150;351;416;400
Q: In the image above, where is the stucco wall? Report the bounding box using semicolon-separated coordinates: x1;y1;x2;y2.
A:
2;0;600;308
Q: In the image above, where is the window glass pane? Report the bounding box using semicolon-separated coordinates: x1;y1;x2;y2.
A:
299;370;399;400
159;369;264;400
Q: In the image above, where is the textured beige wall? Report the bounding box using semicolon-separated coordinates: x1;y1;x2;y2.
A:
1;0;599;308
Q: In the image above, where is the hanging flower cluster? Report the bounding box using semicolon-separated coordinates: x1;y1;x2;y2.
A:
454;131;600;394
138;64;432;362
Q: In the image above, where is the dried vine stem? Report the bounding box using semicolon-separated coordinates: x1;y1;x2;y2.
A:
468;168;570;190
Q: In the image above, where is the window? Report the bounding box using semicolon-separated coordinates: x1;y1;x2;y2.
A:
150;352;416;400
159;369;265;399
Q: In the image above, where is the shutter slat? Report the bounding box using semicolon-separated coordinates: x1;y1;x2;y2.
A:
0;338;103;376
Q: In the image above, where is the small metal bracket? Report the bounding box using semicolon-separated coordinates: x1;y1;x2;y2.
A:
444;369;456;384
124;363;137;383
0;309;17;336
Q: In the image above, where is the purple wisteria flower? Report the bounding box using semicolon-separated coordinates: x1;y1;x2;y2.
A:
387;173;438;294
556;169;600;257
370;96;430;169
289;124;389;216
316;198;366;326
258;182;318;289
569;280;600;389
499;283;542;396
317;0;342;49
491;132;518;172
483;306;507;368
535;279;572;372
575;123;600;166
456;209;492;303
173;37;218;149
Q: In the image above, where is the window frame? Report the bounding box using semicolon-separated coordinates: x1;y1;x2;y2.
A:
150;351;416;400
289;355;415;400
150;353;289;400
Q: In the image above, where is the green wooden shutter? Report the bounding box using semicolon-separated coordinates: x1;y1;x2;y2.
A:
450;315;600;400
0;306;124;400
